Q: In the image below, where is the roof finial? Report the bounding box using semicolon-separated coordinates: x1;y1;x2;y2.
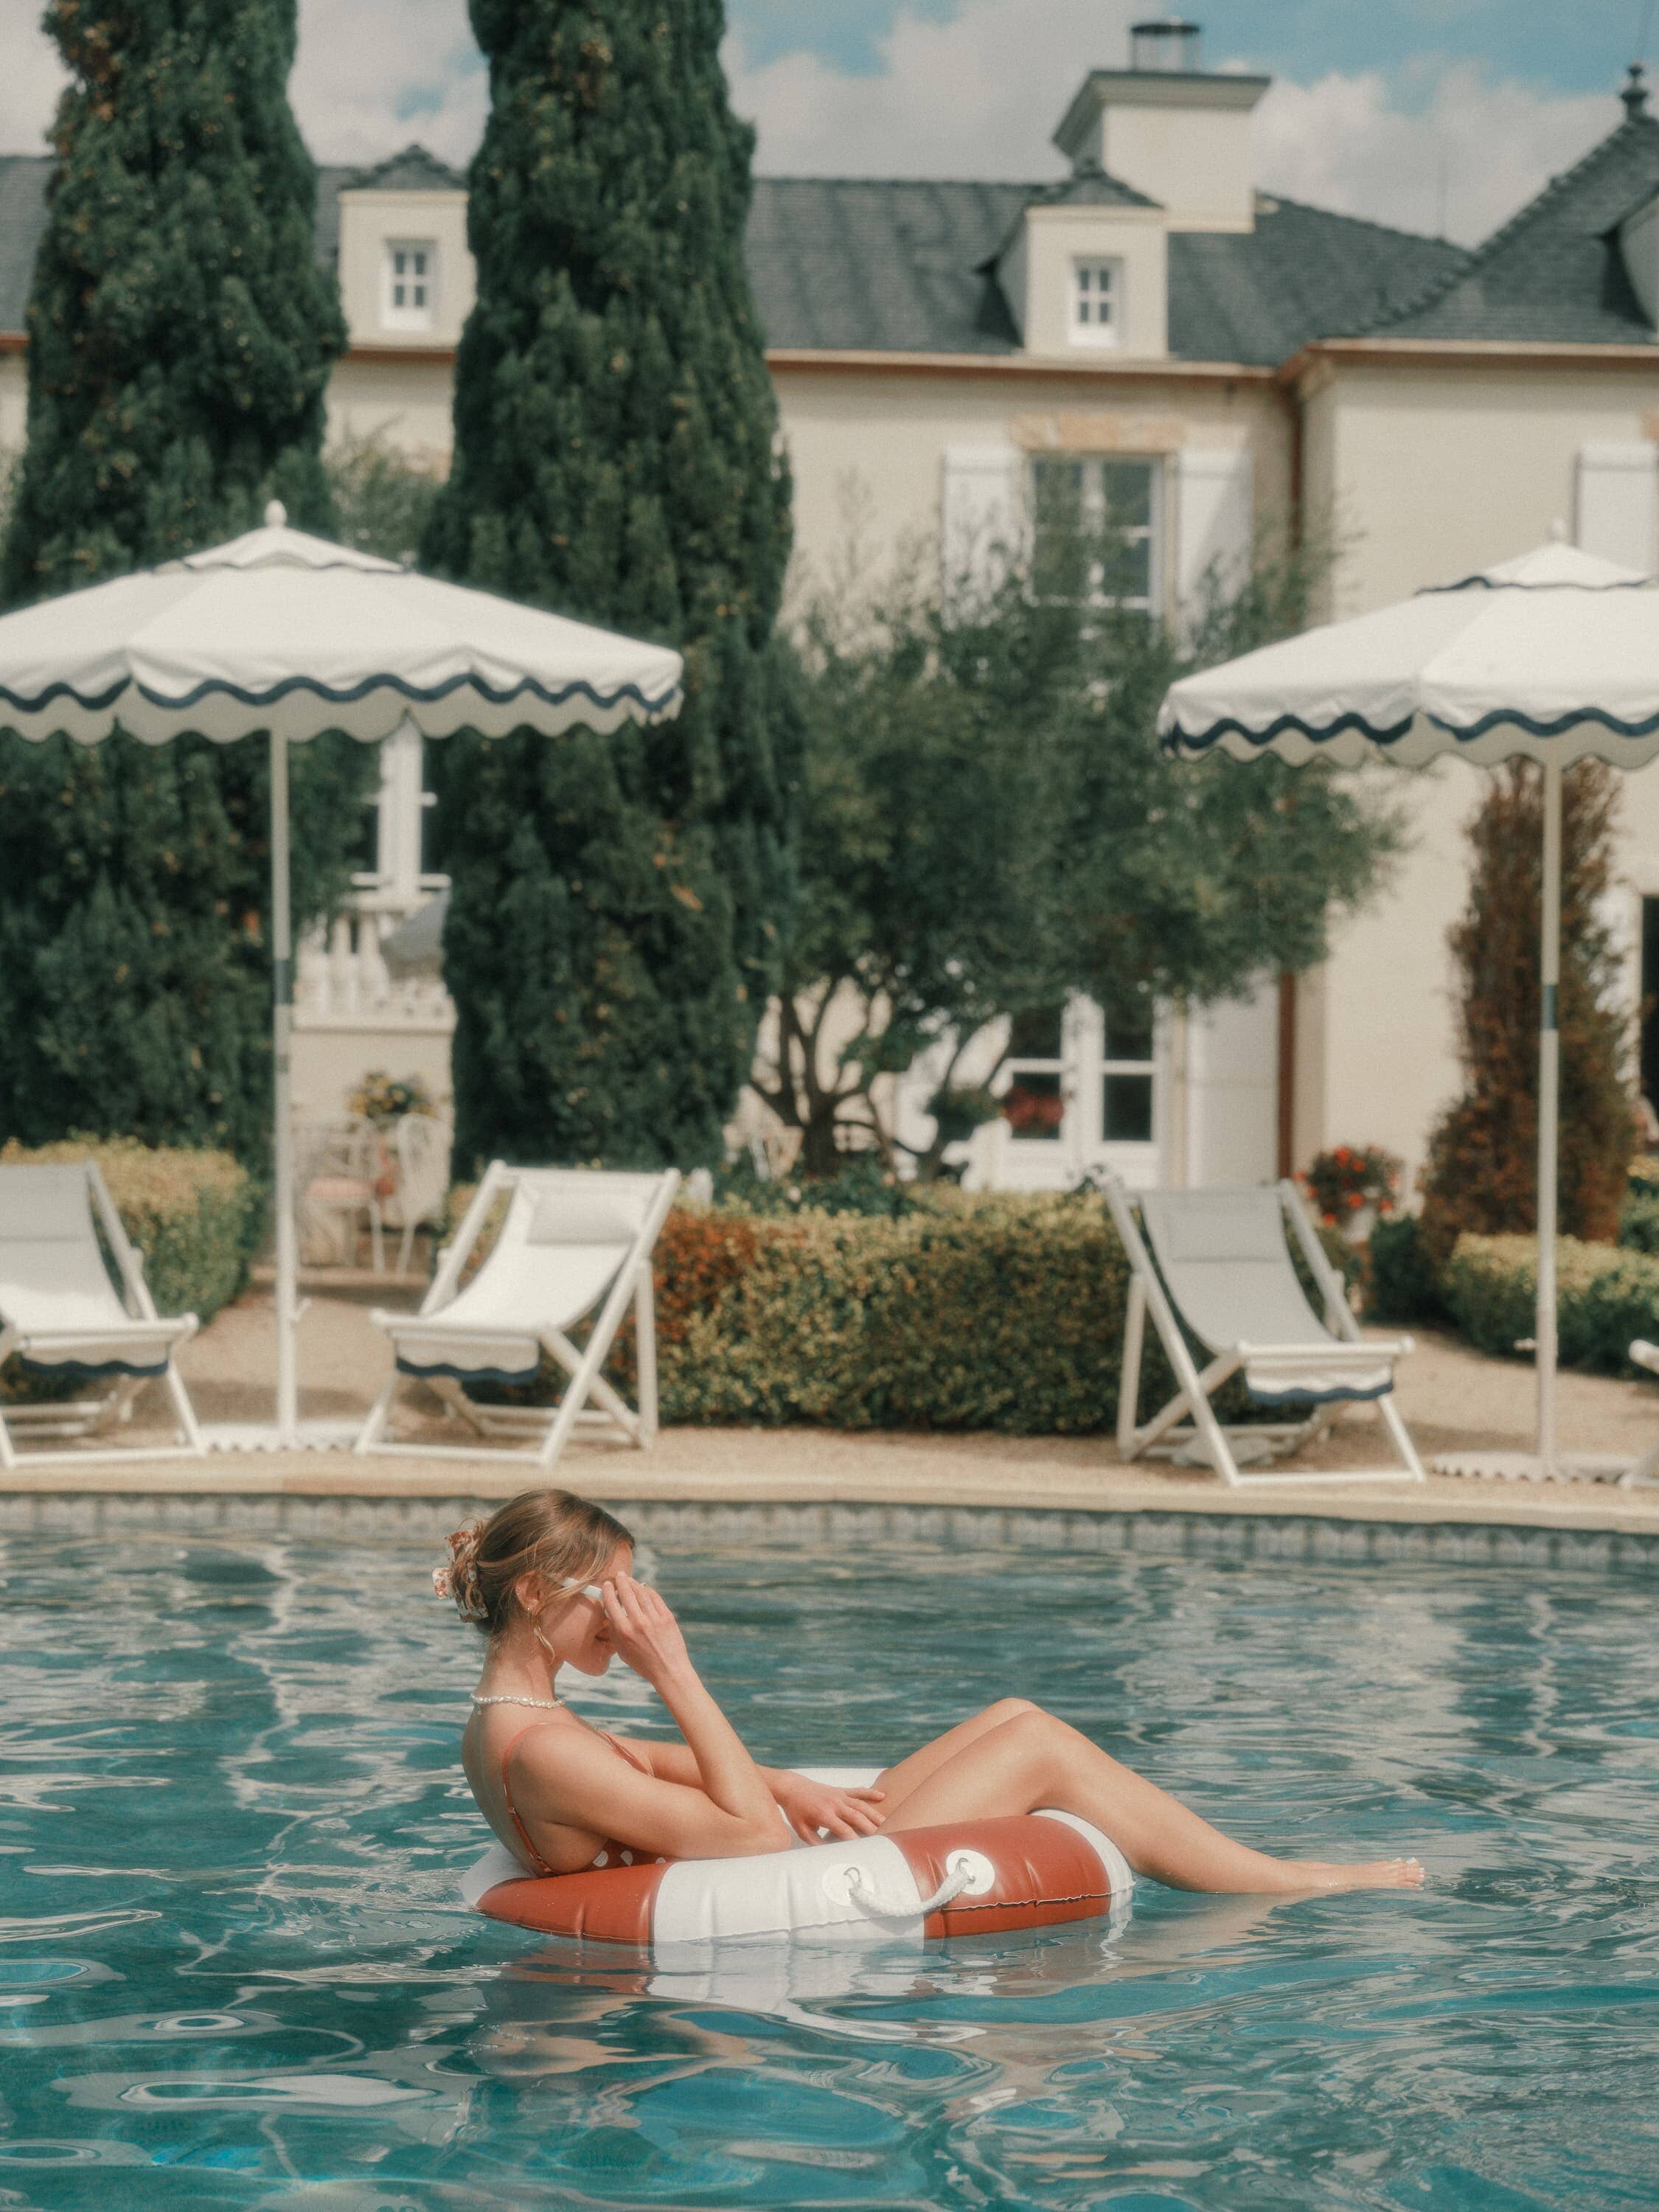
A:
1622;61;1649;119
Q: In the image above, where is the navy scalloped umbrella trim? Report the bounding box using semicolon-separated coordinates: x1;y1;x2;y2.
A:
0;667;682;721
1418;574;1653;596
1161;703;1659;755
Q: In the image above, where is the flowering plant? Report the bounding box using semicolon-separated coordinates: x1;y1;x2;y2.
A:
349;1070;437;1128
1001;1081;1066;1137
1300;1144;1402;1228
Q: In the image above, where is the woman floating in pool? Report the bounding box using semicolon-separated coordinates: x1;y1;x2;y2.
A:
445;1489;1425;1896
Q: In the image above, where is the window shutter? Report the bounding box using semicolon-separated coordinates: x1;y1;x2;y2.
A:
1174;447;1253;624
1575;443;1659;571
939;443;1026;610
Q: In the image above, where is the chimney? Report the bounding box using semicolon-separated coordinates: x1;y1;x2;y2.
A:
1129;15;1203;74
1053;19;1269;233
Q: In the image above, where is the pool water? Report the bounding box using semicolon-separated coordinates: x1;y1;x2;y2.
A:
2;1533;1657;2211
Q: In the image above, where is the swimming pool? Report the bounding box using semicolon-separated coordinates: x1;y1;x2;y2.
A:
1;1529;1655;2210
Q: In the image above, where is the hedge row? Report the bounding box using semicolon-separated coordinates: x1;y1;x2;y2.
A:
1439;1232;1659;1374
1;1136;263;1327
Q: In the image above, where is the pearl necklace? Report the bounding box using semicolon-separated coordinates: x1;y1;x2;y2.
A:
471;1691;562;1710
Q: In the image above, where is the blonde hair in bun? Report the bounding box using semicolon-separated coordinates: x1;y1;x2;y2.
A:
432;1489;634;1637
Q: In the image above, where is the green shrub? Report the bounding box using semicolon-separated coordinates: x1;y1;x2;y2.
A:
1440;1232;1659;1374
1366;1212;1450;1325
0;1136;262;1326
1618;1181;1659;1255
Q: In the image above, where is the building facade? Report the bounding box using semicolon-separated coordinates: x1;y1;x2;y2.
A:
4;25;1659;1186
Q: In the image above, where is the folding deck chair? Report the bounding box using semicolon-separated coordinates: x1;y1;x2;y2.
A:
1103;1175;1425;1488
353;1163;679;1468
0;1161;206;1467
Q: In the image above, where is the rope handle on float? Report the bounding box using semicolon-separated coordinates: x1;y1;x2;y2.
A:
838;1852;984;1919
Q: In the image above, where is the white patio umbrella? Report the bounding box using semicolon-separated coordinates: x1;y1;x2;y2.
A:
1159;534;1659;1480
0;502;684;1449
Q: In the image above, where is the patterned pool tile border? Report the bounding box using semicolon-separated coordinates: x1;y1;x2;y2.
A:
0;1490;1652;1573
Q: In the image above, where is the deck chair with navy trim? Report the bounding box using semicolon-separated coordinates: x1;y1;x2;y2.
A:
1103;1176;1425;1488
354;1163;679;1468
0;1161;206;1467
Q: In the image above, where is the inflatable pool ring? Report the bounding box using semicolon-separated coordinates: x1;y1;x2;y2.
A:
461;1765;1133;1946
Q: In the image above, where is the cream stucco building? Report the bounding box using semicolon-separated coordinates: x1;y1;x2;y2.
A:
5;19;1659;1190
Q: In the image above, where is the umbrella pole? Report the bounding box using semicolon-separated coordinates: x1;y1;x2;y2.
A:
1536;756;1562;1474
270;731;299;1448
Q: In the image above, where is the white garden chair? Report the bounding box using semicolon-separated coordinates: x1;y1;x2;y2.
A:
0;1161;205;1467
1104;1175;1425;1488
353;1163;679;1467
383;1113;452;1276
296;1113;386;1272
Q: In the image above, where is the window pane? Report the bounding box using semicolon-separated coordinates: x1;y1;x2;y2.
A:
351;797;380;877
1105;1006;1155;1063
1002;1073;1065;1140
1100;461;1151;529
420;798;441;877
1008;1005;1064;1059
1103;1073;1154;1142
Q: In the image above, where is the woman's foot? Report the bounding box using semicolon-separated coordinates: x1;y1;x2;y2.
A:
1281;1856;1425;1893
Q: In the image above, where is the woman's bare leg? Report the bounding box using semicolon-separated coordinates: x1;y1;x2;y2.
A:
875;1699;1040;1817
880;1707;1423;1895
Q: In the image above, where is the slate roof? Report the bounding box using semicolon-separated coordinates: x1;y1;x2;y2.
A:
1374;104;1659;344
746;176;1466;365
0;142;1469;370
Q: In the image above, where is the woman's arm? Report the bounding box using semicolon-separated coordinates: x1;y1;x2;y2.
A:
615;1739;884;1840
601;1573;779;1839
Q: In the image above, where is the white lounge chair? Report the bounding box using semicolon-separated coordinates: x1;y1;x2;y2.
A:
353;1162;679;1467
0;1161;205;1467
1103;1175;1425;1488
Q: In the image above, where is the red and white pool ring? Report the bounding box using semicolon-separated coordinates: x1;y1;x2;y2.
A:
462;1765;1133;1946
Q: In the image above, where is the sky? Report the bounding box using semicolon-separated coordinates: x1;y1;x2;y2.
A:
0;0;1652;246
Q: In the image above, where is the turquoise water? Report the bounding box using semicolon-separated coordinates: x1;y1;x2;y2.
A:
1;1534;1657;2211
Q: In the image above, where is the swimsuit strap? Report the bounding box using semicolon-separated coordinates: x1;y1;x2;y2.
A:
499;1722;561;1876
598;1730;652;1777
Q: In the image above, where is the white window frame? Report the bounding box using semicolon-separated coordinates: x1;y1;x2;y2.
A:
986;997;1161;1186
1071;257;1123;349
382;238;437;333
1031;453;1163;615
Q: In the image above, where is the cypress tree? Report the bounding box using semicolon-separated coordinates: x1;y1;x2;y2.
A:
0;0;367;1160
1419;762;1633;1266
424;0;796;1172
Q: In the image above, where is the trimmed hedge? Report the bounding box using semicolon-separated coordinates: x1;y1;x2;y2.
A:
1440;1231;1659;1374
650;1197;1140;1430
0;1137;262;1326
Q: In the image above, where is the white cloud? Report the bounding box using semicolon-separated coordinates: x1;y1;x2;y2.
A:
1252;64;1611;244
0;0;1627;250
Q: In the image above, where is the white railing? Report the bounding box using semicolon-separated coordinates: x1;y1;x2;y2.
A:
295;911;455;1031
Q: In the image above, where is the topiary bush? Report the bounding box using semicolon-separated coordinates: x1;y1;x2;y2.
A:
1439;1232;1659;1374
1618;1179;1659;1256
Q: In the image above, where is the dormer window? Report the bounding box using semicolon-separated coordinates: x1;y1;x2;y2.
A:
382;240;436;332
1071;257;1121;348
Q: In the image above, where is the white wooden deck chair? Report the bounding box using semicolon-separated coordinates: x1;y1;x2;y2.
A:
353;1163;679;1467
0;1161;205;1467
1103;1175;1425;1488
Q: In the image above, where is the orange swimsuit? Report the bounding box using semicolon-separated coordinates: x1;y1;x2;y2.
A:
500;1722;672;1875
